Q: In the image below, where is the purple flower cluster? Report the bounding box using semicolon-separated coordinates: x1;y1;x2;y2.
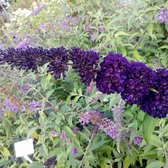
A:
19;84;31;94
3;47;45;70
60;132;68;142
96;52;128;94
51;130;59;137
46;47;69;78
95;52;168;118
71;147;78;156
79;111;91;125
16;37;33;50
139;69;168;118
69;48;99;85
157;8;168;24
5;99;19;114
2;47;69;78
28;100;41;112
79;111;117;139
1;46;168;118
5;99;26;114
121;62;156;105
32;8;41;16
44;157;57;168
133;136;143;146
60;16;81;30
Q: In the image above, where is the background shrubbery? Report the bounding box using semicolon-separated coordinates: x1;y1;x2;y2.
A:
0;0;168;168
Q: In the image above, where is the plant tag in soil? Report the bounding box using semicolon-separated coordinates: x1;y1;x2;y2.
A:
14;138;34;163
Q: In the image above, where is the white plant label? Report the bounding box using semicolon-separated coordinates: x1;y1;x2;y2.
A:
14;138;34;163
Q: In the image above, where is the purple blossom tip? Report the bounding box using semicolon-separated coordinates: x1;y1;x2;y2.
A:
156;8;168;24
133;136;143;146
71;147;78;156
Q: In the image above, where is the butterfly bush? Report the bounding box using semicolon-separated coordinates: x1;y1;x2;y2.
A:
1;47;69;78
139;69;168;118
45;47;69;78
121;62;156;105
79;111;117;139
2;47;46;70
69;48;100;86
96;52;128;94
0;46;168;118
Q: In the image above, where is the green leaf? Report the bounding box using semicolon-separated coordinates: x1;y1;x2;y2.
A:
0;147;10;157
46;89;55;98
133;50;142;62
160;45;168;49
119;47;127;56
79;132;89;141
114;31;129;38
42;143;48;156
142;115;157;144
150;135;163;148
28;162;44;168
40;74;51;91
146;161;164;168
63;126;81;148
90;140;110;151
123;156;131;168
162;124;168;136
137;110;145;121
0;158;12;167
147;23;153;36
140;151;157;159
161;59;167;68
27;127;38;139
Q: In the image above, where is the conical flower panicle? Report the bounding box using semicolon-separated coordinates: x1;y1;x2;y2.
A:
79;111;117;139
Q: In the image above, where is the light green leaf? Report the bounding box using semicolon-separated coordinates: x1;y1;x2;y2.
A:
114;31;129;38
119;47;127;56
146;161;164;168
63;126;81;148
40;74;51;91
46;89;55;98
0;147;10;157
90;140;110;151
140;151;157;159
133;50;142;62
28;162;44;168
0;158;12;167
161;59;167;68
42;143;48;156
160;45;168;49
123;155;131;168
150;135;163;148
162;125;168;136
142;115;157;144
147;23;153;35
